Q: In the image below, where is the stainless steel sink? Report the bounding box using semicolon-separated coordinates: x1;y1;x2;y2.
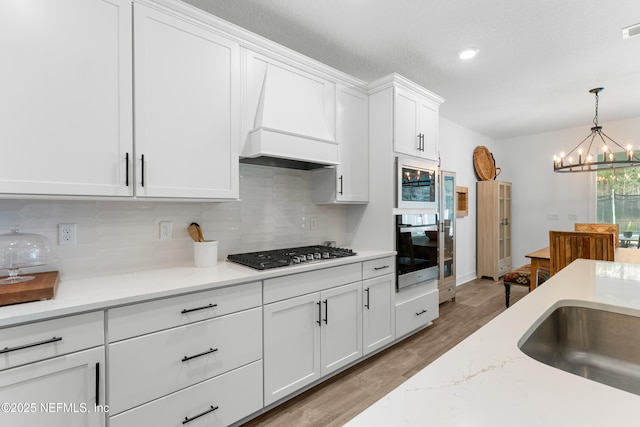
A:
519;305;640;395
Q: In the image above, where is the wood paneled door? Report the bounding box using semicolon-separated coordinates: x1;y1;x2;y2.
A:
549;231;615;275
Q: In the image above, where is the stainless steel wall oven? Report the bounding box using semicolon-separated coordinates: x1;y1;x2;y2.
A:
396;213;439;289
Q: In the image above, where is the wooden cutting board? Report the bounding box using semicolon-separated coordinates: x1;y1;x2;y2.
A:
0;271;59;306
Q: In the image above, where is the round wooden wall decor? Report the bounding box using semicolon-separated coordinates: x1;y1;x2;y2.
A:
473;146;501;180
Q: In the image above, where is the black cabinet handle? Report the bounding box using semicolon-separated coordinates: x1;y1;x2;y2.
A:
373;265;389;271
182;405;218;425
181;303;217;314
364;288;370;310
338;175;343;195
0;336;62;354
182;347;218;362
323;299;328;324
317;301;322;326
141;154;145;187
125;152;129;187
95;362;100;405
417;134;421;150
416;309;428;316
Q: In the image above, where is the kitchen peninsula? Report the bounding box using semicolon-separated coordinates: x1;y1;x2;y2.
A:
347;259;640;426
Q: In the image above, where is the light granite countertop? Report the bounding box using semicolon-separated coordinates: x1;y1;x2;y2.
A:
347;259;640;427
0;250;395;328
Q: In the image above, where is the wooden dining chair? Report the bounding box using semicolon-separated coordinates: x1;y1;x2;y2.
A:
549;230;616;276
574;223;619;247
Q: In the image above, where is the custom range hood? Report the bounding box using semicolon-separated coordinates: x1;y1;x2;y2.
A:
241;64;339;170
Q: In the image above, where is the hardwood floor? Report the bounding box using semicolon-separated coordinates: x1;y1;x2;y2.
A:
242;278;528;426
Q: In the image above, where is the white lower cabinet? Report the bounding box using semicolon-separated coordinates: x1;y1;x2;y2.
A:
0;311;105;427
107;281;263;426
320;282;363;375
109;307;262;415
263;281;362;406
0;347;105;427
109;360;262;427
395;281;439;338
362;274;396;355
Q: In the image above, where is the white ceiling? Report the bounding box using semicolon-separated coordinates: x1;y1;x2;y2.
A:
183;0;640;140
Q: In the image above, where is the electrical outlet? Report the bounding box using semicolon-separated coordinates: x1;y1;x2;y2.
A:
58;223;77;245
159;221;173;240
310;217;318;231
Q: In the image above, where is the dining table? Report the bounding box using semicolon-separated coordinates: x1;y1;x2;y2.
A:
525;246;640;290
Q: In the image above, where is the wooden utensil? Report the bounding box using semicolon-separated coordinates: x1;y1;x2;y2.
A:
188;223;204;242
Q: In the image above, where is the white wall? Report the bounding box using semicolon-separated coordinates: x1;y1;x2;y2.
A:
439;118;496;285
494;116;640;267
0;164;347;280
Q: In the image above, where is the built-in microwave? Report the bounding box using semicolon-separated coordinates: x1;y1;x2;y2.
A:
397;157;438;210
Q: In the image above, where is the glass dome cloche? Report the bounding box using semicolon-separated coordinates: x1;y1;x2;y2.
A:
0;228;58;284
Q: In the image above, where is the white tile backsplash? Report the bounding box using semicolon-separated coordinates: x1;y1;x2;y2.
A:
0;164;347;280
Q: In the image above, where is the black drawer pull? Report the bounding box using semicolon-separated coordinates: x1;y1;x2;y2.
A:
95;362;100;405
125;152;129;187
373;265;389;271
182;405;218;424
182;348;218;362
416;309;428;316
317;301;322;326
181;303;217;314
323;299;328;324
0;336;62;354
141;154;145;187
364;288;370;309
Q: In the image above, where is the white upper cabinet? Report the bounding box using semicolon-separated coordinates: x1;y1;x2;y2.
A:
394;84;443;161
0;0;133;197
313;84;369;203
133;3;239;199
0;0;240;200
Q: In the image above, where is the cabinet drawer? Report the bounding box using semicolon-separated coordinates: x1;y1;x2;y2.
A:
0;311;104;371
438;283;456;303
264;263;361;304
498;259;512;277
395;288;438;338
109;307;262;415
108;281;261;341
110;360;262;427
362;256;395;280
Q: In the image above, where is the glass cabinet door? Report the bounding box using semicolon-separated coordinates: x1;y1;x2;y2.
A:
440;171;456;287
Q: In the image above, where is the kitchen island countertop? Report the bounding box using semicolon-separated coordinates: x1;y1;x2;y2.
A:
0;250;394;328
347;259;640;426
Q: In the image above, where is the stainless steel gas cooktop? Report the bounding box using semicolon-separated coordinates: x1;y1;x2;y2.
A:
227;245;356;270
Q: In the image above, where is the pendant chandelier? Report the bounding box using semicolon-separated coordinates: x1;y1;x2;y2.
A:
553;88;639;173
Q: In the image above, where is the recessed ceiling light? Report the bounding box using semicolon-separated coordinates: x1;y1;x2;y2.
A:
622;23;640;39
459;48;479;60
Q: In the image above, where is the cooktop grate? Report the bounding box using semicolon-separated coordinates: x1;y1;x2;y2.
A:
227;245;356;270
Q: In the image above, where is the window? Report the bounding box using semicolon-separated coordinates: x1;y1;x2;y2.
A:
596;168;640;234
